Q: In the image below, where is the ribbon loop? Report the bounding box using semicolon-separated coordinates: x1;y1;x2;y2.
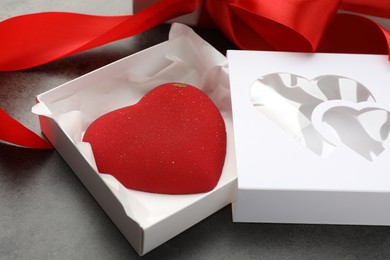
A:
200;0;390;54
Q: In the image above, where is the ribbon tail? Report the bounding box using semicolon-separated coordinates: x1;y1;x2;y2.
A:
0;108;53;149
68;0;203;58
0;0;201;149
0;0;201;71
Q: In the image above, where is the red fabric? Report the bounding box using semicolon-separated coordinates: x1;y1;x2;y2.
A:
318;13;388;54
0;108;52;149
200;0;390;54
341;0;390;18
0;0;201;71
0;0;389;148
200;0;341;51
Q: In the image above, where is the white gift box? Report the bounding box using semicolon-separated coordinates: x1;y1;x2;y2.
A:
33;23;237;256
228;50;390;225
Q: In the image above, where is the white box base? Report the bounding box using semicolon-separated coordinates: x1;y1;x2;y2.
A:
34;24;237;255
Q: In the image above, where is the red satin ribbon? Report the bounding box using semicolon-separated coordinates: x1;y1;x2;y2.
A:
0;108;52;149
341;0;390;18
1;0;389;149
200;0;390;53
199;0;341;51
0;0;201;71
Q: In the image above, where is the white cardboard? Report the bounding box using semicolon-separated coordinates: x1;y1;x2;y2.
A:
228;50;390;225
34;24;236;255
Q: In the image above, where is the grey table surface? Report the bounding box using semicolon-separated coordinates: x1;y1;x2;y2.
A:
2;2;390;259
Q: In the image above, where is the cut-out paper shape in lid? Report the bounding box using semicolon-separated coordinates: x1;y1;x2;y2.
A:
250;73;390;161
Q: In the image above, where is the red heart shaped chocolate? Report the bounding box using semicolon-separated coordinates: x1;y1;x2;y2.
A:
83;82;227;194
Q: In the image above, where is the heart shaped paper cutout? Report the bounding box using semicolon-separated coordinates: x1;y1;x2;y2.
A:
250;73;381;159
83;83;227;194
312;100;390;161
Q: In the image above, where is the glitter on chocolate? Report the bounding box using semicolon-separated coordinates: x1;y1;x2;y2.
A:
83;82;227;194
